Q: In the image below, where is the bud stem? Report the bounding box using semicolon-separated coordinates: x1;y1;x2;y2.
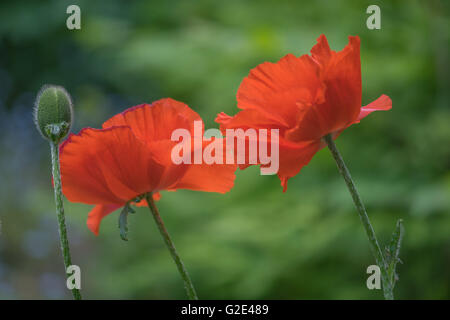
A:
50;140;82;300
145;194;198;300
323;134;394;300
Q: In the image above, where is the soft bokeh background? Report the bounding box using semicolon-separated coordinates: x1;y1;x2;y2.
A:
0;0;448;299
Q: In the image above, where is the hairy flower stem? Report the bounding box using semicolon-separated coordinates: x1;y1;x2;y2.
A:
50;141;82;300
323;134;393;300
145;194;198;300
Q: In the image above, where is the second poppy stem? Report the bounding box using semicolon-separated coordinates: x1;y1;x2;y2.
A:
323;134;393;300
145;194;198;300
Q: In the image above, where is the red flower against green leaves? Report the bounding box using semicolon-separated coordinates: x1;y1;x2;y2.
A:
216;34;392;191
60;98;236;235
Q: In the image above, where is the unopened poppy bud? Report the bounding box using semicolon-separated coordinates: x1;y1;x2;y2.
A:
34;85;73;143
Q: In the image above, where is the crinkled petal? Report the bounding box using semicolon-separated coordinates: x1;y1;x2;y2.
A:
216;110;288;133
216;111;320;191
310;34;333;66
356;94;392;122
327;94;392;142
87;204;121;236
172;139;237;193
173;163;236;194
237;53;323;128
276;139;321;191
102;98;202;144
60;126;164;204
307;35;362;137
148;140;190;191
285;101;327;142
217;110;320;191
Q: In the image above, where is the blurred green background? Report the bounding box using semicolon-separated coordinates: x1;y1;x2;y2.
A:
0;0;449;299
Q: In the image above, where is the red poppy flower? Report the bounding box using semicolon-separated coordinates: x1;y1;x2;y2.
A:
216;34;392;191
60;98;236;235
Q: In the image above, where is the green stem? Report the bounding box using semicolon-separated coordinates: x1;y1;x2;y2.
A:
50;141;82;300
323;134;393;300
145;194;198;300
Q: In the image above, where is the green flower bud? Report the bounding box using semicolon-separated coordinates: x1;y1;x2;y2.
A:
34;85;73;143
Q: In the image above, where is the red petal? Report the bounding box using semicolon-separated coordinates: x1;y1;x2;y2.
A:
217;110;320;191
215;112;233;124
325;95;392;142
216;109;289;133
103;99;237;194
309;35;362;136
148;140;190;191
356;94;392;122
60;126;164;204
216;110;321;191
87;204;121;235
310;34;333;66
173;163;236;194
284;101;326;142
237;54;323;128
276;139;321;191
173;139;237;193
102;98;202;144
